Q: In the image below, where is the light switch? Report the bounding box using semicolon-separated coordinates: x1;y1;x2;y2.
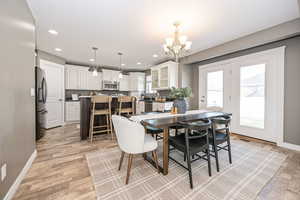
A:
30;88;35;97
1;163;7;182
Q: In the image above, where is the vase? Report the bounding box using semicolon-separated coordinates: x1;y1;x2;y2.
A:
173;98;187;114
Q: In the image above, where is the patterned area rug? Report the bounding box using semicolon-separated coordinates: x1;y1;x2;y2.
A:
86;140;286;200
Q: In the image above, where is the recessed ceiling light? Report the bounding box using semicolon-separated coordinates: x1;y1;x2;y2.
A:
121;63;125;66
153;54;158;58
48;29;58;35
89;58;95;62
55;48;62;52
137;62;141;65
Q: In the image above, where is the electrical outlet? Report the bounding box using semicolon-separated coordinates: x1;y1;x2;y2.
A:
1;163;7;182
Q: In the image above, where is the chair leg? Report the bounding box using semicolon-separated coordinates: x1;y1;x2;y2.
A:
90;114;94;142
118;151;125;171
186;150;193;189
213;143;220;172
206;149;212;176
106;114;109;135
152;150;160;173
125;154;133;184
184;152;186;162
227;138;232;164
109;114;113;140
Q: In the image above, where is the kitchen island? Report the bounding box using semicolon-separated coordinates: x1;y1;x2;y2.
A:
79;96;136;140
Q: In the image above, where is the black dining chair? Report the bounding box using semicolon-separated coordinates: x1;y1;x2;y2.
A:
209;115;232;172
168;119;212;189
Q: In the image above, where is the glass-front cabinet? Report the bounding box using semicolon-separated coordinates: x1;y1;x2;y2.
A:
151;69;159;89
151;61;178;90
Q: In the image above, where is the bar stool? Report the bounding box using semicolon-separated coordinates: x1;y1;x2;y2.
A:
89;96;113;142
117;96;136;116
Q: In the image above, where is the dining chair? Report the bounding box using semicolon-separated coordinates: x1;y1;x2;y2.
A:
209;115;232;172
169;119;212;189
112;115;160;184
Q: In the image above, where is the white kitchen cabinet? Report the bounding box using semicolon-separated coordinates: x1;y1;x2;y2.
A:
102;69;120;82
65;65;102;90
119;75;129;91
151;61;178;90
87;71;102;90
65;101;80;122
65;66;79;89
129;72;145;91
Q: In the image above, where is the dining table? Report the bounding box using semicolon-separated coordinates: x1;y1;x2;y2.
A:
130;110;232;175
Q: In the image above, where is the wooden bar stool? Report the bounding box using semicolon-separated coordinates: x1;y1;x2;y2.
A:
89;96;113;142
117;96;136;116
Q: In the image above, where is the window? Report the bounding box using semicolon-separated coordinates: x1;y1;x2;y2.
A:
207;70;223;108
240;64;265;129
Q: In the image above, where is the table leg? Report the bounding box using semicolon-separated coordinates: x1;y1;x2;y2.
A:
163;127;169;175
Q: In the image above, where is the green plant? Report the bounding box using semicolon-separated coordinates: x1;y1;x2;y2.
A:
170;87;193;99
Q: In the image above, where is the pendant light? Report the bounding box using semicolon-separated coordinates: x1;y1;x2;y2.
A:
118;52;123;79
88;47;102;76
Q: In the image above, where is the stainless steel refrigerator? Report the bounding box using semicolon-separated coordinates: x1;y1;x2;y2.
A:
35;67;47;140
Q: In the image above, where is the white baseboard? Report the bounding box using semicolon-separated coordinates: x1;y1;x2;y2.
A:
278;142;300;152
4;149;37;200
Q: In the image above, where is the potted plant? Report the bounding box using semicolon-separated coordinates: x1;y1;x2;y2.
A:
170;87;193;114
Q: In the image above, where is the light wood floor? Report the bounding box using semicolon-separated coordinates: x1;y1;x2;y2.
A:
13;124;300;200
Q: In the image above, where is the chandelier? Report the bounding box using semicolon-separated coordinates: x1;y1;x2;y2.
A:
88;47;102;76
163;22;192;62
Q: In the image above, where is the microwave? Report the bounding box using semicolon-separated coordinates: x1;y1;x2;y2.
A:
102;80;119;90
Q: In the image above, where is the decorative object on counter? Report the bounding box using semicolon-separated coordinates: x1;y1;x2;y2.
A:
71;94;79;101
171;106;177;114
170;87;192;114
88;47;102;76
163;22;192;62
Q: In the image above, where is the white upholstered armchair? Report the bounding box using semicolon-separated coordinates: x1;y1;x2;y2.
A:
112;115;160;184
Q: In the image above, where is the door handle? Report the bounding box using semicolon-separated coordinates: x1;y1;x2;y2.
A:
58;99;63;101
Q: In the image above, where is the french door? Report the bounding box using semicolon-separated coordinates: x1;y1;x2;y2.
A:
199;47;285;143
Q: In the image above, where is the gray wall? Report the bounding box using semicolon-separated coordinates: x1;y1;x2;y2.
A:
0;0;36;198
182;36;300;146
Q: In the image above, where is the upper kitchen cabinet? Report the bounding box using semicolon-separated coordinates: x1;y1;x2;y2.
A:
129;72;145;91
65;64;102;90
151;61;178;90
119;74;129;91
102;69;120;82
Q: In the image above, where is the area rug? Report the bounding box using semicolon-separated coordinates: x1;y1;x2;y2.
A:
86;139;286;200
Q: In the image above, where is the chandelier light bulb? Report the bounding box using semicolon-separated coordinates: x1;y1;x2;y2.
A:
163;44;169;52
119;72;123;79
179;35;187;44
184;41;192;50
166;38;174;46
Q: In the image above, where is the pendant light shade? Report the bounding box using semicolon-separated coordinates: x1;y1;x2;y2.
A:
88;47;101;75
118;52;124;79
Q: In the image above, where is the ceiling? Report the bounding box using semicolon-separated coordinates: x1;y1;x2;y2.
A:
27;0;299;70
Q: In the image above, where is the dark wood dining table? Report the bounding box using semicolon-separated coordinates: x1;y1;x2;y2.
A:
140;111;232;175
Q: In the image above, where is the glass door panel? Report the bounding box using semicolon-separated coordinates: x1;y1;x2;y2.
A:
159;66;168;88
207;70;223;108
240;64;265;129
